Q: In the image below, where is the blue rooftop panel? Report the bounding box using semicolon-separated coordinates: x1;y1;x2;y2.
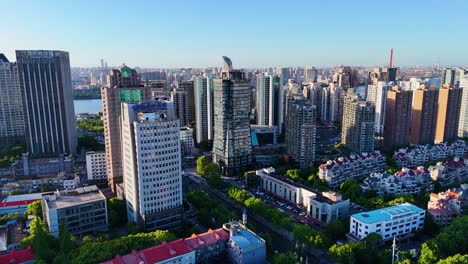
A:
352;203;424;224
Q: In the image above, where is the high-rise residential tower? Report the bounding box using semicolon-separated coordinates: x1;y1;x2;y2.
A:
457;70;468;138
366;81;392;135
177;80;195;124
383;87;413;148
16;50;76;154
410;85;439;145
285;93;316;168
341;91;375;153
304;67;318;83
194;75;215;144
256;73;283;134
435;84;463;143
0;54;24;146
171;87;188;126
122;100;182;231
212;57;252;176
102;66;152;193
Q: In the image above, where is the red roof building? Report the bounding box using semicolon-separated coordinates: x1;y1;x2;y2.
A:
0;246;34;264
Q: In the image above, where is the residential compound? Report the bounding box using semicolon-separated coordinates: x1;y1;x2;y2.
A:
393;140;466;168
284;93;316;168
194;74;215;144
366;81;392;135
383;87;413;148
41;186;108;237
102;221;265;264
428;157;468;186
410;86;439;145
361;167;434;196
341;90;375;153
348;203;425;241
101;65;152;193
319;151;386;188
427;186;466;226
255;72;283;134
212;57;252;176
0;54;24;146
257;167;350;224
121;100;183;231
435;84;463;143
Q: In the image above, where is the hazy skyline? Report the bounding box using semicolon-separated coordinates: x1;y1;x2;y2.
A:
2;0;468;68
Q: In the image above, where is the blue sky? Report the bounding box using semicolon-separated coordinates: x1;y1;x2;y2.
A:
2;0;467;68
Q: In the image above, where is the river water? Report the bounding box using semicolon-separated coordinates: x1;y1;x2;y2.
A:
74;99;102;114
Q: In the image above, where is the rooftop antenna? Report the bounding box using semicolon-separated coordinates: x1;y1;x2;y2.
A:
389;48;394;68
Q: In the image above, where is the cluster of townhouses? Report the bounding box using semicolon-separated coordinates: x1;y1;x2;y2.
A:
393;140;466;167
318;151;387;188
361;167;434;195
428;157;468;186
427;184;467;226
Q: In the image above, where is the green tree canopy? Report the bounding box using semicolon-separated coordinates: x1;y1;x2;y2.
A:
196;156;210;175
204;163;223;189
325;220;346;241
273;252;299;264
25;200;43;219
419;215;468;263
108;198;127;228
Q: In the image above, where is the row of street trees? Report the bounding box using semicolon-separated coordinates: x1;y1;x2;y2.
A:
196;156;224;188
227;186;293;231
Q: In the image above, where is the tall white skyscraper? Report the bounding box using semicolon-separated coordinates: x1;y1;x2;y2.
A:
457;70;468;138
194;75;215;144
366;81;392;135
16;50;76;154
122;100;183;231
256;73;283;133
0;54;24;145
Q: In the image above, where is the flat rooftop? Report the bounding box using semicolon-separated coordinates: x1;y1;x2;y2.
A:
231;229;263;249
45;186;105;209
352;203;424;224
3;192;51;203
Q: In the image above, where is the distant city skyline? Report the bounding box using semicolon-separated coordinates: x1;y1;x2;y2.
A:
2;0;468;68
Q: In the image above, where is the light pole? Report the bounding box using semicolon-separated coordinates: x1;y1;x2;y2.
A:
392;236;397;264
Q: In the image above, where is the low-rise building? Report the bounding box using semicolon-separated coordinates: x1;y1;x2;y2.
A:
0;193;49;216
427;188;465;226
319;151;386;188
0;246;34;264
0;222;28;254
101;221;265;264
224;221;266;264
393;141;466;168
20;153;74;177
184;228;229;263
85;151;107;183
180;127;195;156
102;239;195;264
361;167;434;195
42;185;108;237
256;167;349;224
347;203;425;241
429;157;468;186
